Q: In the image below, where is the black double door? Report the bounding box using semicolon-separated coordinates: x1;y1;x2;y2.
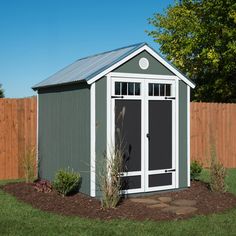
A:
115;97;175;192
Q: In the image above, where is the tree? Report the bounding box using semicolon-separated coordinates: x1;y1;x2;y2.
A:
0;84;4;98
147;0;236;102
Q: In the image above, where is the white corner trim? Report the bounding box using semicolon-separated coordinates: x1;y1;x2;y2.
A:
175;78;179;189
87;45;195;89
90;83;96;197
106;74;112;164
187;86;191;187
36;94;39;179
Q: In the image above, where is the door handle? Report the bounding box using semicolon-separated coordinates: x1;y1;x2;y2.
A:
165;169;176;173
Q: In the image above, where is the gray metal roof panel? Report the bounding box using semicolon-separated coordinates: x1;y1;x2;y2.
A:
32;42;146;89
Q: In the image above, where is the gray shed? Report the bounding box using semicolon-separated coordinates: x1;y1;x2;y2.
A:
33;43;195;197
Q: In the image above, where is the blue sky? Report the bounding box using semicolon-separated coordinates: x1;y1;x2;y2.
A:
0;0;174;98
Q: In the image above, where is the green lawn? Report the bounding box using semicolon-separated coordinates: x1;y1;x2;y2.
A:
0;170;236;236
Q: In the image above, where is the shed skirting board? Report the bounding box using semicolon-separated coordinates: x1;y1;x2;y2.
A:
90;83;96;197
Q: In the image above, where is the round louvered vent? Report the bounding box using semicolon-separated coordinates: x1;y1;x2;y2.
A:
139;57;149;70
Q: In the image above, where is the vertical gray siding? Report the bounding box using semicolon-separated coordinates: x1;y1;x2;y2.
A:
178;81;188;188
38;83;91;195
95;77;107;197
114;51;174;75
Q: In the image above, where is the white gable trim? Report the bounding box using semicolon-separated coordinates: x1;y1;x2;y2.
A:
87;46;146;85
87;45;195;88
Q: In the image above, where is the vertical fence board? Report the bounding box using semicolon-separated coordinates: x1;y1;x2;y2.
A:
0;100;5;179
0;98;235;180
0;97;37;180
191;102;236;168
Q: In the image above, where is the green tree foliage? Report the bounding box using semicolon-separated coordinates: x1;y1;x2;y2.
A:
147;0;236;102
0;84;4;98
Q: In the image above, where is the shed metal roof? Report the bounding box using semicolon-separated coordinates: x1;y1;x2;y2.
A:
32;42;195;90
32;43;146;90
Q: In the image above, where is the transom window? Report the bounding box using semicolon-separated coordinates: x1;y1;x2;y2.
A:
149;83;171;97
115;82;141;96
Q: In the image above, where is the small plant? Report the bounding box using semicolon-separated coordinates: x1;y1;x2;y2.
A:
53;168;81;196
209;143;227;192
34;180;52;193
99;146;124;209
190;160;203;180
22;147;36;183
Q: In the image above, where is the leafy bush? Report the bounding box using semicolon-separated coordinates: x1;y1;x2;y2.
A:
34;180;53;193
190;160;203;180
22;147;36;183
53;168;81;196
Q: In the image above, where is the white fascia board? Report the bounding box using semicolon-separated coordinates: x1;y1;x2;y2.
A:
143;46;195;89
87;45;195;89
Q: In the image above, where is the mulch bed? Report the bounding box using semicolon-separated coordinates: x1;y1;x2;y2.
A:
2;181;236;221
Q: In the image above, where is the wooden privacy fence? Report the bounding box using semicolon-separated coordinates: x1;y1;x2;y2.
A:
191;102;236;168
0;97;37;180
0;98;235;180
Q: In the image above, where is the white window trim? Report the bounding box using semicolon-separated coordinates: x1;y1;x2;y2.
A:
108;72;178;81
90;83;96;197
87;45;195;89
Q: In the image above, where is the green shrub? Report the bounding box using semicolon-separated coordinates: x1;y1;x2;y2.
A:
190;160;203;180
53;168;81;196
209;144;227;192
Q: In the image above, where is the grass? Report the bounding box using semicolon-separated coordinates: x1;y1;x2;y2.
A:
0;170;236;236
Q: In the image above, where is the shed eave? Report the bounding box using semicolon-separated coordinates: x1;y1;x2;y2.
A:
32;79;87;91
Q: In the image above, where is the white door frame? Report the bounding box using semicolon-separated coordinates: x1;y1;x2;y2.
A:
144;79;177;192
106;72;179;194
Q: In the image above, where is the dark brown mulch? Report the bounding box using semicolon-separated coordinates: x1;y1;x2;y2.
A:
1;181;236;221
